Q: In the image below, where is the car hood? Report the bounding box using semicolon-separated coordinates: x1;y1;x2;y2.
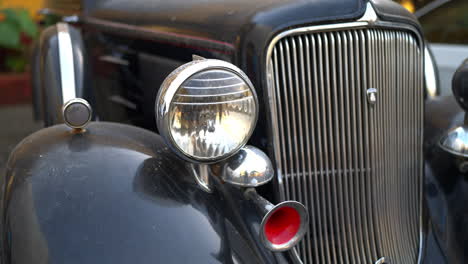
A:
83;0;367;52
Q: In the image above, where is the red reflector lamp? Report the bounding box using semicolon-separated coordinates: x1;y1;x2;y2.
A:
260;201;308;251
264;206;301;245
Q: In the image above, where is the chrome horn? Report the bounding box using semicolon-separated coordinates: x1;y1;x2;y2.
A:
244;188;309;252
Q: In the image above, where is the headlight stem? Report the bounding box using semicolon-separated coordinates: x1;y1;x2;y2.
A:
189;163;212;193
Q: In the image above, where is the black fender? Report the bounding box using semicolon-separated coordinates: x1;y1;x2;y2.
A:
34;23;89;127
2;122;281;264
424;96;466;263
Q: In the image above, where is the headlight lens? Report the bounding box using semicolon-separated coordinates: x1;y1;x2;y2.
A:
156;59;258;163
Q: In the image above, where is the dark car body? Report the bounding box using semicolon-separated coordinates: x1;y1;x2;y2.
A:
2;0;464;263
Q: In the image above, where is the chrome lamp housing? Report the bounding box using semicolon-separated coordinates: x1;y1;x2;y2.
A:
155;58;259;163
440;126;468;158
440;58;468;160
220;145;274;187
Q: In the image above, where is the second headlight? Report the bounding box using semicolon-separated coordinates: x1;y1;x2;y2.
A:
156;59;258;163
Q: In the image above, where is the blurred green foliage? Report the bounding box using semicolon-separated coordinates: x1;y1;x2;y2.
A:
0;8;38;72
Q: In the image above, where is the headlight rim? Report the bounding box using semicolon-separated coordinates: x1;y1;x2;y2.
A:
156;59;259;163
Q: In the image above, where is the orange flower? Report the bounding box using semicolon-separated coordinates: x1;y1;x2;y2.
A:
0;13;5;22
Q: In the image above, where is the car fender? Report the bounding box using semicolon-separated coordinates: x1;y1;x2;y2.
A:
2;122;280;264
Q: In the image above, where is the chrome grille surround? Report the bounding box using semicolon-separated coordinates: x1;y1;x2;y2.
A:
265;6;424;264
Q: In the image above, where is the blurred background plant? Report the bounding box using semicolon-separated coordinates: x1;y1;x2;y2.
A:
0;0;44;175
0;7;38;72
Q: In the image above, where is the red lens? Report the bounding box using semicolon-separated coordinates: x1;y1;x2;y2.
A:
264;206;301;245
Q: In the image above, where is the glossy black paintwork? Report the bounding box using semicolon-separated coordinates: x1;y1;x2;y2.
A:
78;0;422;151
424;96;468;264
2;122;280;264
79;0;369;146
29;0;451;262
372;0;422;33
83;0;366;52
74;1;427;215
81;0;421;53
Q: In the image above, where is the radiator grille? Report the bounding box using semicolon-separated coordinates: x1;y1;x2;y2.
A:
267;28;423;263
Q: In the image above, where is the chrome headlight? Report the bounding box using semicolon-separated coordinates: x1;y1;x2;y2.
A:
156;59;258;163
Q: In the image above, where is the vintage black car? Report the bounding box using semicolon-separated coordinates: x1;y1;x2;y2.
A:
4;0;468;263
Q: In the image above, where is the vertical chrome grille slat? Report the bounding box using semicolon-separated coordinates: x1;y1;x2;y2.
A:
310;34;327;263
366;27;381;260
372;28;385;258
386;30;396;261
328;32;345;264
360;29;379;261
283;40;297;204
405;31;413;264
267;25;423;264
388;29;398;260
277;43;290;201
395;31;406;264
404;33;416;262
296;36;310;263
380;30;391;259
408;32;417;263
345;31;361;263
341;31;359;264
290;37;308;259
375;29;387;258
353;30;373;263
334;31;350;263
394;30;402;262
300;34;317;264
399;32;408;264
323;33;339;264
315;33;334;264
410;36;419;255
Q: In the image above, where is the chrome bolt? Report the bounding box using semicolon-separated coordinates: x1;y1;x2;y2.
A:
375;257;388;264
367;88;378;105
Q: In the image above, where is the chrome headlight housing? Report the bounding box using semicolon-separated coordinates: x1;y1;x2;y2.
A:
156;59;258;163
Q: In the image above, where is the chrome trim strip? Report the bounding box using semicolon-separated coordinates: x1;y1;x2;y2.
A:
264;3;425;263
358;2;379;23
424;46;439;98
56;23;76;103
